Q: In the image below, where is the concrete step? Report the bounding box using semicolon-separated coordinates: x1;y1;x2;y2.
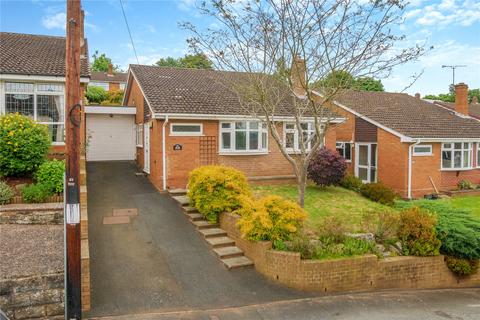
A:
172;195;189;206
221;256;254;269
199;228;227;239
192;220;219;230
183;206;198;213
169;188;187;196
187;213;204;221
213;246;244;259
205;236;236;248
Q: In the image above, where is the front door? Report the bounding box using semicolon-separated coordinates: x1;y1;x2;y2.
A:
143;123;150;173
355;143;377;183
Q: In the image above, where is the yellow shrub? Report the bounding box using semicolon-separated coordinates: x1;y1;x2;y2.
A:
187;165;252;223
236;195;306;242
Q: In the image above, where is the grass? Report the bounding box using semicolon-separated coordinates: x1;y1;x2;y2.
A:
253;184;396;232
444;196;480;218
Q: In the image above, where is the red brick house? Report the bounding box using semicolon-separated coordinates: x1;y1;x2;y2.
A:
123;64;480;198
90;64;127;91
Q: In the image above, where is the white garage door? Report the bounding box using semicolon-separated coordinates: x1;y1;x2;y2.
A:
86;114;136;161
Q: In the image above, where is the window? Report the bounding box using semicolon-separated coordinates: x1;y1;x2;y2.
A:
413;144;432;156
336;142;352;161
284;122;319;152
3;82;65;144
170;123;203;136
89;82;110;91
441;142;473;169
119;83;126;90
220;121;267;153
477;143;480;168
136;124;143;147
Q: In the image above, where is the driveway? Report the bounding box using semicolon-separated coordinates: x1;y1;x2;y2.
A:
86;161;310;317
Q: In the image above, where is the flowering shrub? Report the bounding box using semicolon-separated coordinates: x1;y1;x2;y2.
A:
307;148;347;187
236;195;306;242
188;165;252;223
0;113;50;176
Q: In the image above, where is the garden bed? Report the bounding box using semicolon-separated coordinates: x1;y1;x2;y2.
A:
443;189;480;197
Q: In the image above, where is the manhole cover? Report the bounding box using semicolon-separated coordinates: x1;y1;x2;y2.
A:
113;208;138;216
103;216;130;225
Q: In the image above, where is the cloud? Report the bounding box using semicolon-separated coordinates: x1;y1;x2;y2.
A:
412;0;480;27
42;12;66;30
178;0;196;11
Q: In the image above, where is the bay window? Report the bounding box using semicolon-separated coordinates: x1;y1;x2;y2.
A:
336;142;352;161
284;122;319;152
3;82;65;144
441;142;472;169
220;121;267;153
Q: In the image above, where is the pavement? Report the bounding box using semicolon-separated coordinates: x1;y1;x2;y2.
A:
86;161;310;318
90;288;480;320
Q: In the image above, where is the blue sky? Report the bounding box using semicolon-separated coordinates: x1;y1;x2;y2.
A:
1;0;479;95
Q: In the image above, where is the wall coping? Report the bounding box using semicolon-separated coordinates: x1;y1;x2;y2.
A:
0;202;63;212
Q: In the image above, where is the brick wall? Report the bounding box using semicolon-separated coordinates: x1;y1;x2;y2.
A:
220;212;480;293
80;156;91;312
0;203;63;224
126;78;146;170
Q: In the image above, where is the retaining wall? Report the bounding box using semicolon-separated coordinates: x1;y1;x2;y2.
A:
0;203;63;225
220;212;480;293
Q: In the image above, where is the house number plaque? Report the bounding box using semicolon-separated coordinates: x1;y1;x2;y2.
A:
173;144;182;151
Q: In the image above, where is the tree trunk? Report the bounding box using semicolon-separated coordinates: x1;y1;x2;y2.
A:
297;168;307;208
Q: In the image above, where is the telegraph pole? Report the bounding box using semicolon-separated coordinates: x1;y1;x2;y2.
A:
442;65;466;86
65;0;82;318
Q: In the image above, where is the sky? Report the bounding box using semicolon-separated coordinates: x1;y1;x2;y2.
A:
0;0;479;95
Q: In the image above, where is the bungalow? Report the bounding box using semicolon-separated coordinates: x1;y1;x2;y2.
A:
122;63;480;198
90;64;127;91
0;31;90;155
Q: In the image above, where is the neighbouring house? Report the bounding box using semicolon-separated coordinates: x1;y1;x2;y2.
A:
90;64;127;91
0;31;90;155
327;83;480;198
433;96;480;120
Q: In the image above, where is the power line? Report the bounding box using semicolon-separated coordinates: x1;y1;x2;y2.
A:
119;0;140;64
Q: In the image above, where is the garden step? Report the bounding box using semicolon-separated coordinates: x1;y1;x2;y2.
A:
187;213;204;221
199;228;227;238
221;256;254;269
183;206;198;213
192;220;219;230
172;195;189;206
213;246;244;259
205;236;236;248
168;188;187;196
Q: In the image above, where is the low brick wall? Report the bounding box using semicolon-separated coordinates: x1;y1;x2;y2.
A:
0;203;63;225
80;156;91;312
220;212;480;293
0;273;64;320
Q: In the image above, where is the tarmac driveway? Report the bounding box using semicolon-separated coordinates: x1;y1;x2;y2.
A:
86;161;309;317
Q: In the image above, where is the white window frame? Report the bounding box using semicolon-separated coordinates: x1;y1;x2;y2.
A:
136;124;143;147
336;141;353;162
2;81;65;145
89;81;110;91
477;142;480;168
283;122;321;153
219;120;268;154
441;142;473;170
170;123;203;136
413;144;433;156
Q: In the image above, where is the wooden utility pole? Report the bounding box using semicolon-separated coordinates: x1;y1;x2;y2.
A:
65;0;82;318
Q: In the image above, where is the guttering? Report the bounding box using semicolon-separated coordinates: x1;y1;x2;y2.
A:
153;113;345;123
162;115;169;191
407;140;421;199
0;73;90;83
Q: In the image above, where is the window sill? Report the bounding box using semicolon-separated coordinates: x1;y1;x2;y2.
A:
441;167;475;172
169;133;204;137
219;151;268;156
136;145;143;148
51;142;65;146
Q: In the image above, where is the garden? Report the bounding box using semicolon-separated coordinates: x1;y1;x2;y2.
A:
0;113;65;205
186;147;480;277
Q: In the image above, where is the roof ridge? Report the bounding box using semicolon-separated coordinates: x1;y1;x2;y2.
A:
0;31;66;40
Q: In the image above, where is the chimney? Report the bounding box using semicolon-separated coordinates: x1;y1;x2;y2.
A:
80;9;86;57
415;93;421;99
472;96;478;104
454;83;469;116
107;63;113;76
291;56;306;96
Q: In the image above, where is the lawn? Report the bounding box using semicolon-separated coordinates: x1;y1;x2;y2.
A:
253;184;396;232
447;196;480;218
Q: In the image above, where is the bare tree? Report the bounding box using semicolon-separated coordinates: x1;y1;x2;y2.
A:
181;0;425;207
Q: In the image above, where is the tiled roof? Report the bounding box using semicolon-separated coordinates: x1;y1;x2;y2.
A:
333;91;480;139
0;32;90;77
434;101;480;120
91;71;127;83
130;64;336;118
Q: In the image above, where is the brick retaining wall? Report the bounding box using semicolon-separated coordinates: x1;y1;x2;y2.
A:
0;203;63;225
80;156;91;312
0;273;64;320
220;212;480;293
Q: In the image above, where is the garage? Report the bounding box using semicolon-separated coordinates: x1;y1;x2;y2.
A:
85;106;136;161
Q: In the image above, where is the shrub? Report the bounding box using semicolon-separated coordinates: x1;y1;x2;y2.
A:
0;113;50;176
21;183;53;203
236;195;306;242
281;232;318;259
35;160;65;194
0;180;15;204
398;207;441;257
360;182;396;206
362;210;400;242
314;236;376;260
396;200;480;260
188;165;252;223
457;180;475;190
85;86;108;104
307;147;347;187
106;89;124;105
317;216;349;243
445;256;479;276
340;174;363;192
